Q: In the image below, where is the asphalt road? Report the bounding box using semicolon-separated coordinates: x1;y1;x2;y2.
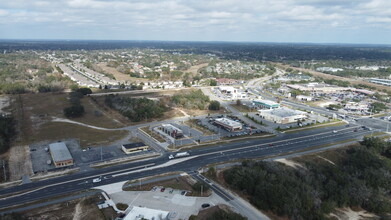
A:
0;124;373;210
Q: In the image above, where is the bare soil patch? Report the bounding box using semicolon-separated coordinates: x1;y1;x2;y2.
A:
8;145;32;181
97;62;148;83
20;196;106;220
186;63;209;76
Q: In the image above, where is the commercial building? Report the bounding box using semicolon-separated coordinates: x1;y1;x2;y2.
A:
124;206;169;220
214;117;242;131
252;99;280;109
296;95;313;101
258;107;307;124
121;142;149;154
287;83;351;93
218;86;238;94
160;124;184;139
369;78;391;87
49;142;74;168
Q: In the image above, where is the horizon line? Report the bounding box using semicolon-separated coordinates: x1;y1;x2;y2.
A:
0;38;390;47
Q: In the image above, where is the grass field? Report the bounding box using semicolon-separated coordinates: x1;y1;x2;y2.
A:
35;122;128;147
12;93;128;147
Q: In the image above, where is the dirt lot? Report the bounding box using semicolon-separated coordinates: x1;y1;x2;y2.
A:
8;145;32;181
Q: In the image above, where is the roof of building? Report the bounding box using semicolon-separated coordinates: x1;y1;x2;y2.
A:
49;142;73;162
258;107;307;118
161;124;183;133
215;117;242;128
253;99;280;107
122;142;147;149
124;206;169;220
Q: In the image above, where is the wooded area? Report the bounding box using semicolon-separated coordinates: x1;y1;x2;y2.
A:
223;137;391;219
104;94;168;122
0;115;15;154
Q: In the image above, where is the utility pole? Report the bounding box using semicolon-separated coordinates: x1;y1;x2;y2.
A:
100;147;103;162
2;160;6;182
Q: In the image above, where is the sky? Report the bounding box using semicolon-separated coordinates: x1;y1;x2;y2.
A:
0;0;391;44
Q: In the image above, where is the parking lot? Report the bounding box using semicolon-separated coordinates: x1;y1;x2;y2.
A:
110;186;227;220
246;112;330;130
196;115;263;138
150;122;220;147
29;139;156;173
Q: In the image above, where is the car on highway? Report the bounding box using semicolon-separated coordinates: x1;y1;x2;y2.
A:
268;143;274;146
354;129;358;132
93;177;102;183
332;130;338;133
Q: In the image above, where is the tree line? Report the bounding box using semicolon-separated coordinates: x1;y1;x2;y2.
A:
223;137;391;219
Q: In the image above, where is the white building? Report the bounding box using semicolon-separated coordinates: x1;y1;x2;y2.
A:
258;107;307;124
124;206;169;220
296;95;313;101
218;86;238;94
214;118;242;131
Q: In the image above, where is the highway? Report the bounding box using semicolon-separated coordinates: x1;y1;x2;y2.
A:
0;124;373;210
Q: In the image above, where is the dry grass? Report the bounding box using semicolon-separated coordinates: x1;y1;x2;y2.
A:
21;196;106;220
11;93;128;147
34;122;128;147
140;127;166;143
185;119;215;135
97;63;149;83
8;145;32;181
186;63;208;76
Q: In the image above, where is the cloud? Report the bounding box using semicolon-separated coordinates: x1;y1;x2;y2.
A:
0;0;390;43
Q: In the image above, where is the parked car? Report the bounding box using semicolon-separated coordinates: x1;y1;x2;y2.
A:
160;187;165;192
201;203;210;208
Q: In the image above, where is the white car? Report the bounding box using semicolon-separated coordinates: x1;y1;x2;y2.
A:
93;178;102;183
332;130;338;133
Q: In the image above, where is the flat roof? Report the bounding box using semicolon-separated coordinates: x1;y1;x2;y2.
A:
215;117;242;127
124;206;169;220
49;142;73;162
161;124;183;133
253;99;280;107
259;107;306;118
122;142;147;149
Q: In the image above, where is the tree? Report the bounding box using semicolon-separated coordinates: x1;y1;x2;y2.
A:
210;79;217;86
236;99;242;106
209;101;220;110
76;88;92;96
0;115;15;154
63;105;85;118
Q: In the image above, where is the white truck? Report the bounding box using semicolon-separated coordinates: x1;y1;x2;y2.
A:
168;152;190;159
